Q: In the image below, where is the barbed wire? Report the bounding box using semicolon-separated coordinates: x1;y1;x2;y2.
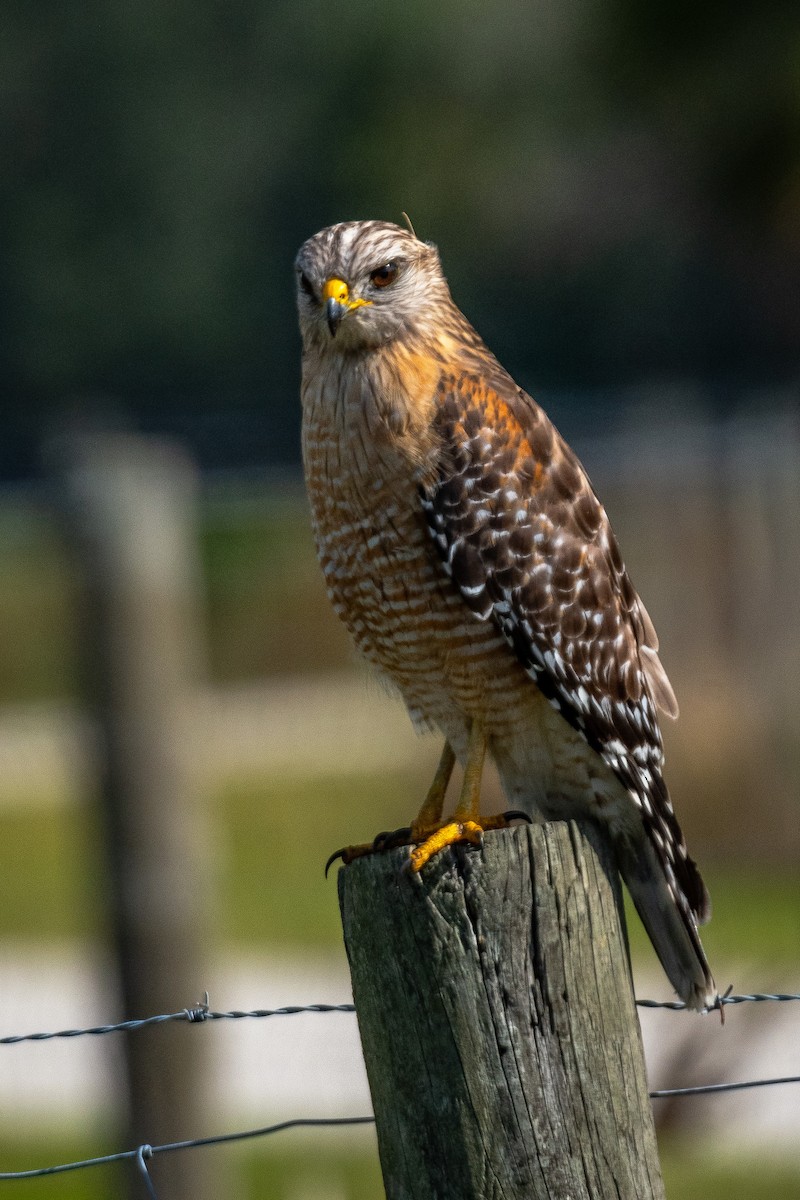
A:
1;991;797;1045
0;998;356;1045
636;991;800;1012
0;991;798;1194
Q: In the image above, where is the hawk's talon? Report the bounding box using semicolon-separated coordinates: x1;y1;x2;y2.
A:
406;805;531;873
325;825;418;877
327;809;529;878
373;826;412;852
408;819;486;873
324;847;348;877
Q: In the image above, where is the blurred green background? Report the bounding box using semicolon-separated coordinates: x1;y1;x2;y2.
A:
0;1;799;1197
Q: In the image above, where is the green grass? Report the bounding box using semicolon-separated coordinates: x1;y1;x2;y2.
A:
237;1141;383;1200
0;766;436;949
0;805;107;941
0;503;82;704
0;771;797;969
200;496;351;681
0;488;349;704
623;864;800;980
0;1134;384;1200
208;767;436;948
1;1133;797;1199
0;1134;126;1199
659;1143;800;1200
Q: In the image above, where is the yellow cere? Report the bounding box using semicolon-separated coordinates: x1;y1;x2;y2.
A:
322;277;372;311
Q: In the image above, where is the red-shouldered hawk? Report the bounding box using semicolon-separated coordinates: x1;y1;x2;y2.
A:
295;219;715;1011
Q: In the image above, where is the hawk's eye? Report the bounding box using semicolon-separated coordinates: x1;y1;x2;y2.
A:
298;271;316;299
370;262;399;289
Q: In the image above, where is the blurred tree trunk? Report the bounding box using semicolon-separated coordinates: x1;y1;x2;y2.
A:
60;429;219;1200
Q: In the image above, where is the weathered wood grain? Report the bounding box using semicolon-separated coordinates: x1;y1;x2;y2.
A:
339;820;665;1200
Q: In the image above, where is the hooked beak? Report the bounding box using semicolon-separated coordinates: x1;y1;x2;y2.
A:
322;277;371;337
325;296;347;337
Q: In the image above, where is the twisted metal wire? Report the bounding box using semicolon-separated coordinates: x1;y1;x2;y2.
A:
1;992;797;1045
636;991;800;1012
0;999;356;1045
0;990;798;1193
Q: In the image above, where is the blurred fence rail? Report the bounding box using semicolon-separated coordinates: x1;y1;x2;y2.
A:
583;404;800;705
576;403;800;865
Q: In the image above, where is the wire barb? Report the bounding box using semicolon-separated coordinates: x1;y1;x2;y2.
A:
184;991;210;1023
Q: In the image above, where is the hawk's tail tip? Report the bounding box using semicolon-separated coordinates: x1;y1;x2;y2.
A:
618;835;715;1014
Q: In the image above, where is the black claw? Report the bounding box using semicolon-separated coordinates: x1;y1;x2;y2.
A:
502;809;533;825
385;826;413;850
372;826;412;852
370;826;412;853
324;848;347;878
325;824;417;877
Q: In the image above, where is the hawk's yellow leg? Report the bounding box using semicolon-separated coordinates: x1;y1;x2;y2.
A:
326;727;525;874
325;741;456;872
409;740;457;838
409;721;511;872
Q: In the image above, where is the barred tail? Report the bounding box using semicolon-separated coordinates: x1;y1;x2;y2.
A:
617;831;716;1012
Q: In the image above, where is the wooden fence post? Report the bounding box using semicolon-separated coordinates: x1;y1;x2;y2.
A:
60;430;218;1200
339;820;665;1200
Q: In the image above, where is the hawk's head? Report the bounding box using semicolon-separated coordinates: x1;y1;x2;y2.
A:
295;220;451;351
